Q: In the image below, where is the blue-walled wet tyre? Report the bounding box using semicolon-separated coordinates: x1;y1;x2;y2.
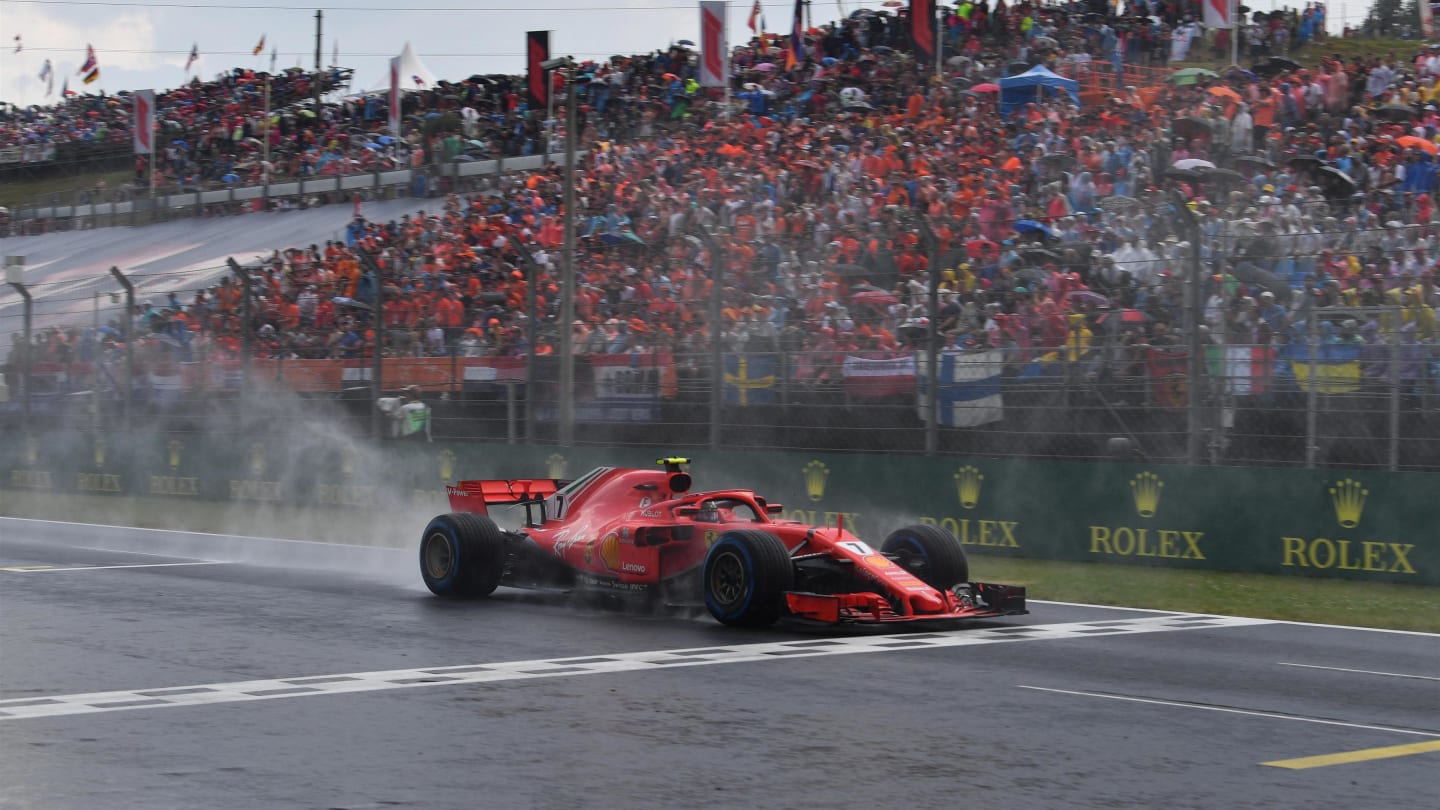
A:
703;530;794;627
882;524;969;590
420;512;505;598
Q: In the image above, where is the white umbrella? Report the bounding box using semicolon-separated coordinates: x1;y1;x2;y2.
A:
1172;158;1216;171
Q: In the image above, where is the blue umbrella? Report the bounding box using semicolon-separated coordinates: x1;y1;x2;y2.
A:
1012;220;1054;238
376;135;396;145
822;57;838;66
221;172;240;183
677;39;695;46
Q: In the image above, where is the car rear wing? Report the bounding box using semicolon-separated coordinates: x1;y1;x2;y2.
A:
446;479;564;517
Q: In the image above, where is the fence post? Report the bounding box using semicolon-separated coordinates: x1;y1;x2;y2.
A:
510;239;544;442
5;257;31;433
358;250;386;439
1305;316;1319;469
1389;310;1401;472
918;217;940;456
694;227;724;451
108;266;135;432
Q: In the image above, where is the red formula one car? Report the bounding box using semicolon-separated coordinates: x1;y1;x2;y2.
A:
418;459;1027;628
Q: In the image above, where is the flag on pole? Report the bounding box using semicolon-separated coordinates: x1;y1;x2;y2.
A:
62;77;74;97
787;0;804;70
253;35;266;56
526;30;551;110
185;43;199;73
1202;0;1232;28
388;56;401;136
332;38;338;67
39;59;54;96
699;1;729;88
270;46;277;72
12;35;20;54
910;0;936;60
748;0;762;33
79;46;100;85
133;89;155;155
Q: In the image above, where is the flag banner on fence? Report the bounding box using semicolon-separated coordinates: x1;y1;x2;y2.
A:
526;31;551;110
132;89;155;155
1211;345;1276;396
910;0;936;60
843;351;916;398
724;353;778;405
1147;347;1189;408
1285;342;1362;394
388;56;401;135
918;349;1004;427
699;1;729;88
583;353;673;422
461;358;527;392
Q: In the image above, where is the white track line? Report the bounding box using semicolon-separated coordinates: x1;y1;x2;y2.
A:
0;614;1269;721
0;562;226;573
1277;663;1440;682
1016;685;1440;738
1031;599;1440;638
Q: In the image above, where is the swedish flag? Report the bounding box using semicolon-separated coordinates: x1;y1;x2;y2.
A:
724;354;778;405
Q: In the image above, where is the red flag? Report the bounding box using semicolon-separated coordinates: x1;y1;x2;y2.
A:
133;89;155;154
748;0;761;33
79;44;97;74
699;1;728;88
910;0;936;60
526;31;551;110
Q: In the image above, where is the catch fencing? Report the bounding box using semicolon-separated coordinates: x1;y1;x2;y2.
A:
2;259;1436;471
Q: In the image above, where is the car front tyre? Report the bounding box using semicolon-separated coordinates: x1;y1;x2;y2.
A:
703;530;794;627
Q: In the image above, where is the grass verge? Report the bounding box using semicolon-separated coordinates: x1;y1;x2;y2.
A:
1171;36;1419;72
0;169;136;210
3;492;1435;633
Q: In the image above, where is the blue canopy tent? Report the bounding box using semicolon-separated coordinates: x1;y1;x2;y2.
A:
999;66;1080;119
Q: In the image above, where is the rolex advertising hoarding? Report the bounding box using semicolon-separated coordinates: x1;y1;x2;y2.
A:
2;433;1434;585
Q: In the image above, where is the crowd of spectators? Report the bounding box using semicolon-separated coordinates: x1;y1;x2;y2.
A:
4;1;1439;408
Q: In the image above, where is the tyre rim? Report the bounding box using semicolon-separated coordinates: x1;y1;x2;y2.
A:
423;532;454;579
709;550;746;606
892;540;927;575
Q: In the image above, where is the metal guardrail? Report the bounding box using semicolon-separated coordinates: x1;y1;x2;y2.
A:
2;153;570;235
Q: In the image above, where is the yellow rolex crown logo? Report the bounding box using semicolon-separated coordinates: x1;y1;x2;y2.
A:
166;439;183;469
438;449;456;482
23;434;38;466
954;465;984;509
1329;478;1368;529
93;436;106;468
1130;471;1163;518
248;443;265;477
803;460;830;502
547;453;567;480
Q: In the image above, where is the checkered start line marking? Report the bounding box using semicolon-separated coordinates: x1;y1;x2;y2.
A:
0;614;1271;722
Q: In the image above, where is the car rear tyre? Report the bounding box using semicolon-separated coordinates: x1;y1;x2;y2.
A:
703;530;794;627
420;512;506;598
882;524;969;590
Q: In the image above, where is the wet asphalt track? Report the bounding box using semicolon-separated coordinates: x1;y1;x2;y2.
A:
1;516;1436;810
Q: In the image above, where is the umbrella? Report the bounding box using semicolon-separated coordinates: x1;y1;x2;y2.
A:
1207;86;1241;104
1196;167;1248;185
1065;289;1111;308
1172;158;1216;171
852;290;899;307
1232;155;1275;171
1396;135;1439;155
220;173;241;183
1230;262;1287;294
1013;220;1055;238
1317;166;1357;192
1019;246;1063;262
1169;68;1219;86
1040;153;1076;170
1172;117;1213;139
843;101;874;112
971;83;1001;93
1261;56;1303;74
1098;308;1152;325
1374;104;1417;122
1287;154;1322;170
754;63;777;72
376;135;395;145
1097;195;1141;213
882;0;905;6
832;263;873;277
677;39;695;46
